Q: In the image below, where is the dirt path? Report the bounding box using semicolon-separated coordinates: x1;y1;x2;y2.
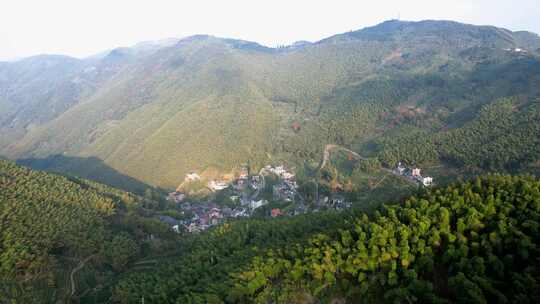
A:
70;254;96;297
371;175;387;189
318;144;367;171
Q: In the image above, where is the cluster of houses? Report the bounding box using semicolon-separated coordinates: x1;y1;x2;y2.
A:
318;194;353;210
395;162;433;187
161;164;355;233
180;202;251;233
159;201;251;234
266;165;296;181
208;180;228;191
266;165;299;202
163;168;271;233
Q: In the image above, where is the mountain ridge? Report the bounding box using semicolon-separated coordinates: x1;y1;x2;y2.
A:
1;19;539;189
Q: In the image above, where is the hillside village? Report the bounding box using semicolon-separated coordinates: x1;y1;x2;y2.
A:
160;159;436;233
163;164;353;233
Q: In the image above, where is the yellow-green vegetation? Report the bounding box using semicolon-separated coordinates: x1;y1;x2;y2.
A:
0;160;178;303
232;175;540;303
109;175;540;303
2;21;540;190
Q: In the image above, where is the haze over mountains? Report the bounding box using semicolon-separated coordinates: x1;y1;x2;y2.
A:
1;19;540;190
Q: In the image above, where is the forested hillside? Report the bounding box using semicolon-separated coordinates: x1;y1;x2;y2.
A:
0;160;178;303
2;161;539;303
376;97;540;171
1;20;539;190
108;174;540;303
1;16;540;304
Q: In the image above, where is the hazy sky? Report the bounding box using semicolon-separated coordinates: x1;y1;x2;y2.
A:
1;0;539;60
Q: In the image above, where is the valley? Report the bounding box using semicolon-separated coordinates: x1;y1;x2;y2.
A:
1;18;540;303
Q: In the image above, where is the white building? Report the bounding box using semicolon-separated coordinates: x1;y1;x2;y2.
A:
208;180;229;191
249;199;267;210
422;177;433;187
272;165;286;176
396;162;406;175
186;172;201;181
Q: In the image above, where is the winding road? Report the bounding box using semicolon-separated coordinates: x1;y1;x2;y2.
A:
318;144;368;171
317;144;417;186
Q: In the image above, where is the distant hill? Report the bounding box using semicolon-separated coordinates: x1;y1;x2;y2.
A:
1;20;539;189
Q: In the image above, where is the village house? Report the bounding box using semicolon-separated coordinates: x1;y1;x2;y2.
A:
221;207;233;217
271;208;283;217
396;162;406;175
232;207;248;217
186;172;201;182
239;167;249;180
285;179;298;190
273;184;294;202
291;204;308;216
157;215;183;233
208;180;229;191
250;175;263;189
267;165;286;177
234;178;248;190
167;191;186;203
422;176;433;187
208;208;223;224
282;172;295;180
394;162;435;187
187;222;201;233
249;199;267;210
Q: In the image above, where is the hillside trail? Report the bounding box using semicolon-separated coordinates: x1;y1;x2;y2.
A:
70;254;96;297
318;144;367;171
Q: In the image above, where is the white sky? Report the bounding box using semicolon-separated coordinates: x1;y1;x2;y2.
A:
1;0;539;60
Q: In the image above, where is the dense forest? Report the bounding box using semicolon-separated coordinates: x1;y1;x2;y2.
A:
1;155;540;303
376;98;540;172
0;160;178;303
232;175;540;303
108;175;539;303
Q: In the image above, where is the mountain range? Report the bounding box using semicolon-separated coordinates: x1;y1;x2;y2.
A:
2;19;540;303
1;19;540;190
